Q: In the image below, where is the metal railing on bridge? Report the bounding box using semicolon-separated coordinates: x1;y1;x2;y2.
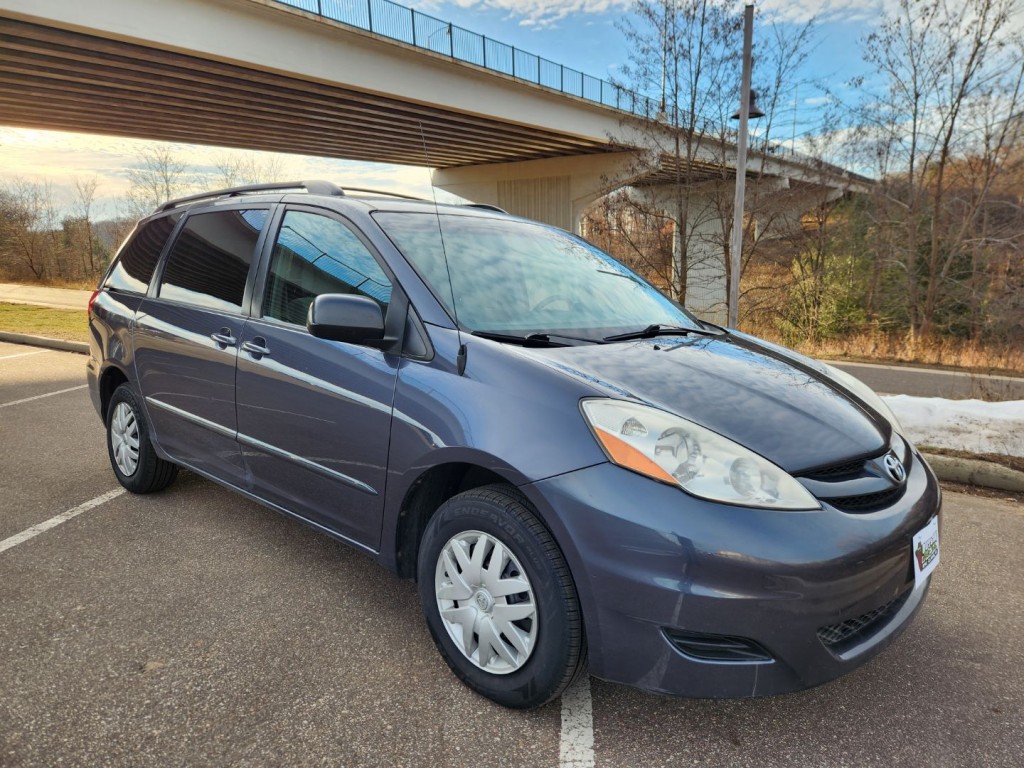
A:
275;0;656;114
273;0;827;169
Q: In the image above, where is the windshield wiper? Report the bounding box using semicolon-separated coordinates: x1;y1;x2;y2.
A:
602;323;727;342
471;330;602;347
471;331;566;347
697;319;731;334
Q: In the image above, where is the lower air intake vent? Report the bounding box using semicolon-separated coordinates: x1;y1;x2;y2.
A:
826;487;904;512
664;630;773;662
817;592;910;651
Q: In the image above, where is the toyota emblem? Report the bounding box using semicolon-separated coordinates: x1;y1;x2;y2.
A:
884;454;906;483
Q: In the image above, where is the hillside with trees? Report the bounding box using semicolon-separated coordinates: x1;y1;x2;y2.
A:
587;0;1023;370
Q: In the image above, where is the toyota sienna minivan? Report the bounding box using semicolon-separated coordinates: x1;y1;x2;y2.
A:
87;181;941;709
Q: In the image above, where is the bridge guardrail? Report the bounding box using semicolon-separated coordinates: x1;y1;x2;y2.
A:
272;0;840;172
275;0;657;114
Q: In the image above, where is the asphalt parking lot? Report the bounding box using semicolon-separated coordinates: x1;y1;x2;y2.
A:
1;340;1022;767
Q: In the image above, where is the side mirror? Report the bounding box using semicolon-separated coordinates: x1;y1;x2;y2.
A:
307;294;386;347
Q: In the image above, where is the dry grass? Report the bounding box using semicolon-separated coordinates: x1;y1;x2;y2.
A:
744;326;1024;376
924;447;1024;475
34;277;99;291
0;302;88;342
0;275;99;291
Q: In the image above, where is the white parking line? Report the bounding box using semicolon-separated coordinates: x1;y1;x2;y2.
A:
0;489;125;555
0;384;87;409
0;350;46;360
559;676;595;768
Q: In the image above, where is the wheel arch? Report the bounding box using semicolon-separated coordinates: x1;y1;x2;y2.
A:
98;364;130;420
393;462;511;579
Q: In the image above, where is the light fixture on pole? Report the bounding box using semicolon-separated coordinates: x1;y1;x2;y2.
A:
731;89;765;121
728;4;762;329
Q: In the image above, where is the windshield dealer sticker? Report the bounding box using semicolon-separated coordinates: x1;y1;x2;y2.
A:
912;516;940;586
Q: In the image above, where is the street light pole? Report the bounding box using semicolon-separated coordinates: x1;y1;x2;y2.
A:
728;3;755;329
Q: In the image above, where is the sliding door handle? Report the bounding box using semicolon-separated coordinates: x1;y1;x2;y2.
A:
241;339;271;358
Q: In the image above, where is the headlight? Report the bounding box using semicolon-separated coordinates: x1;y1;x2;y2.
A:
580;399;820;510
819;363;903;434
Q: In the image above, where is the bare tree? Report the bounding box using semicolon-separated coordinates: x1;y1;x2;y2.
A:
212;151;291;188
124;144;190;218
604;1;822;326
856;0;1024;339
581;190;674;287
0;179;62;281
610;0;742;307
71;176;100;274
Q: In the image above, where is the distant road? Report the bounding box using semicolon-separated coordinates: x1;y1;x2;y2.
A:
2;282;1020;400
833;360;1024;401
0;283;92;311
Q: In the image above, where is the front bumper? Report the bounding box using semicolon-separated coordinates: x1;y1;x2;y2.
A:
523;446;941;698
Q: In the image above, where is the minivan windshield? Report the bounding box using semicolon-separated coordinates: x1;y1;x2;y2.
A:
373;212;701;340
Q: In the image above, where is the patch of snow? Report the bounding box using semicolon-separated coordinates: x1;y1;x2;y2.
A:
882;395;1024;458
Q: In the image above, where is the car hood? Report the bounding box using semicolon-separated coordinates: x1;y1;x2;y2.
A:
515;333;888;473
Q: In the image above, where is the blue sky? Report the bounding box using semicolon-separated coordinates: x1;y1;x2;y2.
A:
404;0;884;135
404;0;877;79
0;0;891;218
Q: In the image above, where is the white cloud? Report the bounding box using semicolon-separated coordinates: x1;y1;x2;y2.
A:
0;128;442;219
752;0;882;24
411;1;631;29
402;0;1023;33
409;1;888;28
757;0;1024;32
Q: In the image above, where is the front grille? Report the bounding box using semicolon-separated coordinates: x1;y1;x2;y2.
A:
798;451;909;513
826;486;905;512
804;459;865;479
664;629;773;662
817;592;910;651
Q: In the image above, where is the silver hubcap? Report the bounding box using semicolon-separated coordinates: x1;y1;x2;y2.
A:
110;401;140;477
434;530;538;675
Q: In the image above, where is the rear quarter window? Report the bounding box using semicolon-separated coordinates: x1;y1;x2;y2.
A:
158;209;267;313
104;213;182;294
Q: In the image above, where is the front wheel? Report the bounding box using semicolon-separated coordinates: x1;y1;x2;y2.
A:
417;484;586;708
106;383;178;494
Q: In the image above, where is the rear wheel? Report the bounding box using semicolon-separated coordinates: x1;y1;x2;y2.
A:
106;384;177;494
417;484;586;708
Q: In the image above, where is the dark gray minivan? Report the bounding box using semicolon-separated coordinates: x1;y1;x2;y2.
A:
87;181;941;709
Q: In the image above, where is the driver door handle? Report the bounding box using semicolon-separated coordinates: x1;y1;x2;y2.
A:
210;329;236;348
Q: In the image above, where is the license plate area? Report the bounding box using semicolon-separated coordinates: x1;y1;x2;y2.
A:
912;515;940;586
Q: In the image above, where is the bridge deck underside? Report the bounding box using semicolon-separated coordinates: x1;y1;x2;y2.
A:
0;18;614;167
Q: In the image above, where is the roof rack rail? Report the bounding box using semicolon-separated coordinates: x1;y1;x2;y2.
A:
343;187;427;201
463;203;508;214
158;180;344;212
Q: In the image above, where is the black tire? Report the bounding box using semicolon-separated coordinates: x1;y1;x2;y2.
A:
105;383;178;494
417;484;586;709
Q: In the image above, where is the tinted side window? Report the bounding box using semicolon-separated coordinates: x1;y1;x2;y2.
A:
104;213;181;293
263;210;392;326
159;209;267;313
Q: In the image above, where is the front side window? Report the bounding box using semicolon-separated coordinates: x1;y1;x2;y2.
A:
104;213;181;294
263;210;392;326
373;212;698;338
159;209;267;313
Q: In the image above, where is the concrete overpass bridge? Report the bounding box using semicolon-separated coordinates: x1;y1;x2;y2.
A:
0;0;868;321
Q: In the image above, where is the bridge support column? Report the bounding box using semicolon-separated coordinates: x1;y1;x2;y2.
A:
634;184;731;324
638;177;832;325
681;207;730;324
432;152;639;234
